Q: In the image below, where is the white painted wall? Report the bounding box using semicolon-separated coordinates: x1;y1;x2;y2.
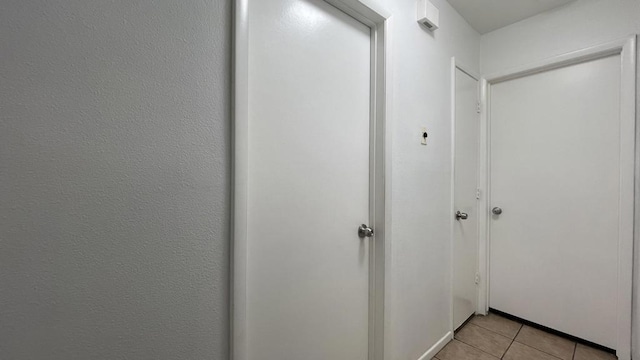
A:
480;1;640;357
377;0;480;358
0;1;231;359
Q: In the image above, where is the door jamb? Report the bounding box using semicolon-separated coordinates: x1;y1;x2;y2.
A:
231;1;392;360
449;57;480;336
478;36;636;359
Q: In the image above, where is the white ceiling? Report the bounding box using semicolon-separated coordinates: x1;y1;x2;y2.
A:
446;0;576;34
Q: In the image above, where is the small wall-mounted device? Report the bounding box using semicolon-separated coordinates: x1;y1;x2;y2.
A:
417;0;439;31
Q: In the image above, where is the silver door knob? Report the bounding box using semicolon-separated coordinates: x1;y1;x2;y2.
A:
492;207;502;215
358;224;374;238
455;211;468;220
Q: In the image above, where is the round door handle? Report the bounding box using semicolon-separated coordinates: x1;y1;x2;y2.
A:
455;211;468;220
492;207;502;215
358;224;374;238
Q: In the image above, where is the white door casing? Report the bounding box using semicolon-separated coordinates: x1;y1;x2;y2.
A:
232;1;391;360
451;59;480;331
478;37;636;359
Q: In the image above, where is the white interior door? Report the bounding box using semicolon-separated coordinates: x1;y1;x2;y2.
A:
246;0;372;359
453;67;479;330
489;55;622;349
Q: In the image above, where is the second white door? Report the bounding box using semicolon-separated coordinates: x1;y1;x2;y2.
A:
453;67;480;330
489;54;622;349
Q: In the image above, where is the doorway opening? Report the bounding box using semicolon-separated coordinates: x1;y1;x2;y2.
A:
472;36;636;359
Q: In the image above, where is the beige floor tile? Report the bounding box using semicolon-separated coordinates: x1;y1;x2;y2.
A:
515;326;575;360
573;343;617;360
455;323;512;358
435;339;499;360
504;342;563;360
470;313;523;339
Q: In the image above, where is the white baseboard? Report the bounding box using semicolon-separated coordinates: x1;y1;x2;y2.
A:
417;331;453;360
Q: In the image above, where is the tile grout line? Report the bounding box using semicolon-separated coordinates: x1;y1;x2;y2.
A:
463;321;564;360
465;321;515;341
472;323;518;338
458;317;576;360
470;317;521;338
512;340;565;360
490;312;607;358
458;340;500;359
437;319;599;360
453;335;501;359
515;326;576;360
501;338;514;359
501;324;524;359
454;322;512;359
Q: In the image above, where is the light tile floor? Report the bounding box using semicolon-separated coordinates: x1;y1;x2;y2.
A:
434;313;617;360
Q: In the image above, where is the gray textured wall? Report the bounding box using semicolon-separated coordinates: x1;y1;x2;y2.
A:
0;1;231;359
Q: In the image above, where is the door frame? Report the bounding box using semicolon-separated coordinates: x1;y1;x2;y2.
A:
478;36;636;359
231;1;392;360
449;57;481;335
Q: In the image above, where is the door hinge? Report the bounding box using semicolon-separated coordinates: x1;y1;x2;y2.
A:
475;273;480;285
476;102;481;114
476;188;481;200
